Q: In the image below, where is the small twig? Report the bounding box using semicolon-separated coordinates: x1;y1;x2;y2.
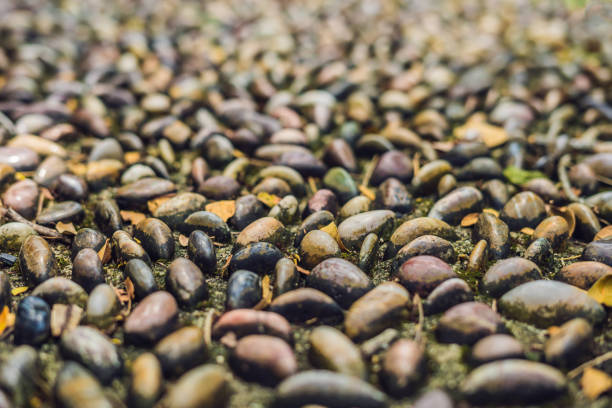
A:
414;294;424;344
0;207;71;244
558;154;582;203
568;351;612;379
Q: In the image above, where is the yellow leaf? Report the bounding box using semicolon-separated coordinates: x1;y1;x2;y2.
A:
178;234;189;247
520;227;534;235
320;222;349;252
56;221;77;235
254;275;272;310
11;286;29;296
482;208;499;217
147;195;173;214
455;115;508;148
232;149;245;158
257;192;281;207
120;210;146;225
97;239;112;264
460;213;479;227
205;200;236;222
15;172;26;181
0;306;15;335
358;185;376;201
124;152;141;165
587;275;612;306
581;367;612;400
111;338;122;345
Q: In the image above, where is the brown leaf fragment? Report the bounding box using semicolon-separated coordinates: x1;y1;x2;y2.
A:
56;221;77;235
120;210;146;225
147;195;174;214
97;239;112;264
0;306;15;336
205;200;236;222
254;275;272;310
581;367;612;400
460;213;479;227
178;234;189;247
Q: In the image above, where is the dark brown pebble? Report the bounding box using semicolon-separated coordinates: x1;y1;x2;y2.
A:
308;258;372;308
198;175;241;200
582;238;612;266
14;296;50;346
230;242;283;274
545;318;592;368
274;257;300;296
556;261;612;289
31;277;88;308
269;288;343;324
71;228;106;260
501;191;546;230
134;217;175;261
471;334;524;365
375;178;413;213
424;278;473;315
187;230;216;273
295;210;335;246
482;257;542;297
395;235;455;266
112;230;151;265
371;151;412;185
72;248;105;293
307;189;339;215
19;235;58;285
230;194;267;230
323;139;357;173
115;177;176;207
36;201;84;226
180;211;231;242
94;199;123;235
129;353;162;408
396;255;456;296
472;212;510;260
380;339;425;397
154;326;207;377
2;179;39;219
167;258;208;309
124;291;179;345
524;237;554;267
212;309;292;342
533;216;569;249
568;203;601;242
51;174;88;201
436;302;504;345
0;147;39;171
124;259;158;300
230;335;297;386
309;326;366;379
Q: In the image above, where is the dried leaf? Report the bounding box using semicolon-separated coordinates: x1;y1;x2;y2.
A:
587;275;612;306
296;264;310;275
147;195;173;214
520;227;534;235
67;162;87;176
232;149;245;158
594;225;612;241
254;275;272;310
482;208;499;217
581;367;612;400
124;151;141;164
56;221;77;235
320;222;349;251
205;200;236;222
220;332;238;348
358;185;376;201
460;213;479;227
178;234;189;247
11;286;29;296
0;306;15;335
455;116;508;148
503;166;546;186
257;192;281;207
97;239;111;264
125;277;135;301
50;304;83;337
308;177;318;193
120;210;146;225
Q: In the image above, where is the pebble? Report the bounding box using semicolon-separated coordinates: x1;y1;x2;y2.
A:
154;326;207;377
275;370;388;408
269;288;343;323
55;362;113;408
230;242;283;274
582;239;612;266
274;257;300;296
134;217;175;260
423;278;473;315
371;151;413;185
337;210;395;250
226;269;261;310
395;235;455;266
230;194;267;230
0;222;37;251
412;160;452;194
0;346;37;407
307;189;338;215
187;230;216;273
533;216;569;249
167;258;208;308
212;309;292;342
482;257;542;297
180;211;231;242
19;235;58;285
308;257;372;308
115;177;176;207
124;259;158;299
70;228;106;260
568;203;601;242
230;335;297;386
14;296;50;346
0;147;39;171
461;360;566;405
86;284;120;330
436;302;504;345
413;389;454;408
471;334;524;365
524;237;554;267
51;174;88;201
472;212;510;260
389;217;456;255
309;326;366;379
428;186;483;224
124;291;179;345
60;326;121;384
498;280;605;327
94;199;123;235
112;230;152;265
72;248;105;292
545;318;592;368
396;255;456;296
34;155;67;187
236;216;287;248
556;261;612;289
323;167;358;203
345;282;411;341
500;191;546;230
380;339;425;397
163;365;231;408
31;277;88;308
2;179;39;219
375;178;413;213
152;192;207;228
129;353;163;408
198;175;241;200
